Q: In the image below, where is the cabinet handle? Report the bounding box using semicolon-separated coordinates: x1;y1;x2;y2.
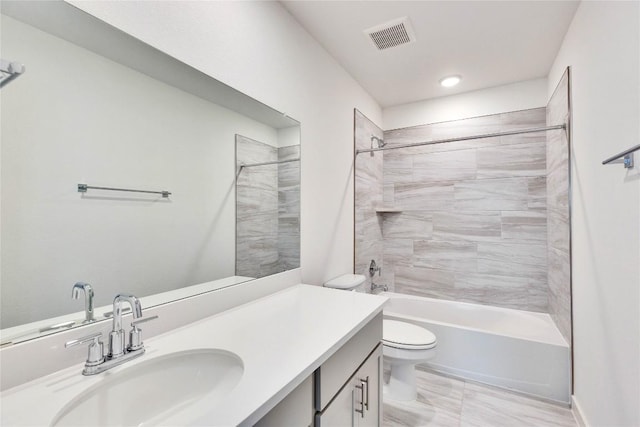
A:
361;376;369;411
354;383;365;418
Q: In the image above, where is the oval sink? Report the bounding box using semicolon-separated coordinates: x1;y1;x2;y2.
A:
52;349;243;426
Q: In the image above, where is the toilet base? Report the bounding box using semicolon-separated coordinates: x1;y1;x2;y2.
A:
384;362;418;401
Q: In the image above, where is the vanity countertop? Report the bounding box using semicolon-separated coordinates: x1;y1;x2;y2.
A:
0;284;387;426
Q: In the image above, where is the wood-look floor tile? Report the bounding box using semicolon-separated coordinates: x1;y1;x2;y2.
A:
459;382;576;427
383;369;464;427
382;369;576;427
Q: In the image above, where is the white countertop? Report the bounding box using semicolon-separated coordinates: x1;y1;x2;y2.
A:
0;284;387;426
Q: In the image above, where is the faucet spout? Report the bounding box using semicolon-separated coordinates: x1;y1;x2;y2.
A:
109;293;142;358
71;282;95;323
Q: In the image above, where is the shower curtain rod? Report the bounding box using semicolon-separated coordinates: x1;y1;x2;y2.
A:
238;157;300;170
355;124;566;155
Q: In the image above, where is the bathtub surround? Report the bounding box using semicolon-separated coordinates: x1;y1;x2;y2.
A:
235;136;300;278
354;110;385;291
355;102;573;403
379;108;550;312
546;69;572;345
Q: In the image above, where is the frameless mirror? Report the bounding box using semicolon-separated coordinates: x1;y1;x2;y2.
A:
0;1;301;345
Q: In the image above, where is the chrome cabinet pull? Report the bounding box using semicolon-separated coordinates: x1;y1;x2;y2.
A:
361;376;369;410
354;383;365;418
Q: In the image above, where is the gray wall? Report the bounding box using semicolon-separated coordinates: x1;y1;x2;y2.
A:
235;135;300;278
546;70;572;343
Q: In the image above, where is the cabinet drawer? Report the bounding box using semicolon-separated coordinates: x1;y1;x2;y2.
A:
314;312;382;411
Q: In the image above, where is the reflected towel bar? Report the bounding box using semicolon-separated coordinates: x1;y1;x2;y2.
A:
78;184;171;198
238;157;300;170
602;144;639;169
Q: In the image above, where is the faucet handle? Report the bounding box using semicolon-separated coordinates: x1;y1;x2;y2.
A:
65;332;104;367
128;315;158;352
130;315;159;327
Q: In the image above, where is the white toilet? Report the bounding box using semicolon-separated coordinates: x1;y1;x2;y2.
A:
382;319;437;401
324;274;438;402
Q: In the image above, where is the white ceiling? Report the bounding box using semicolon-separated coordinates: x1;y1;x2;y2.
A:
281;1;579;107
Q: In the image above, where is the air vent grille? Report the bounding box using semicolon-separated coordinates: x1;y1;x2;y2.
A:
365;17;416;51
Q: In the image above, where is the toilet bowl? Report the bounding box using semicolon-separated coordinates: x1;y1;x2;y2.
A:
382;319;437;401
323;274;437;402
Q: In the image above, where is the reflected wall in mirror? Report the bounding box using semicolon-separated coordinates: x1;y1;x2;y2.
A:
0;1;300;344
235;134;301;279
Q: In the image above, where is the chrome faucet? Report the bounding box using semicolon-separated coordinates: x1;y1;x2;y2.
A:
109;293;143;358
371;282;389;294
66;293;157;375
71;282;95;323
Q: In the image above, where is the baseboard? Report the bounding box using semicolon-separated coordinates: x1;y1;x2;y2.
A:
571;395;588;427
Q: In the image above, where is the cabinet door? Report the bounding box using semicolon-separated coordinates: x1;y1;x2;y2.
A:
316;344;382;427
315;381;355;427
353;345;381;427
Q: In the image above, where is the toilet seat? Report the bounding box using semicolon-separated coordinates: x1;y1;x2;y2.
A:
383;319;436;350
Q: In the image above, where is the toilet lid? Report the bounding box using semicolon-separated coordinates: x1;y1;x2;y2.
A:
383;319;437;350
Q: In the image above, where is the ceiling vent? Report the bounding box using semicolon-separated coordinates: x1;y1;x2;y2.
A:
364;17;416;51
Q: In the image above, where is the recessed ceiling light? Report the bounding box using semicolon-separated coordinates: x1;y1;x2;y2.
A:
440;75;461;88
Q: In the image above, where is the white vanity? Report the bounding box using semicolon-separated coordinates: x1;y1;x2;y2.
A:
0;285;386;426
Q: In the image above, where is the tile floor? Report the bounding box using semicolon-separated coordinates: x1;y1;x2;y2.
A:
382;367;577;427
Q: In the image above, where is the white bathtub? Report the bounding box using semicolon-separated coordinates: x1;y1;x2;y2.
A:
381;292;571;404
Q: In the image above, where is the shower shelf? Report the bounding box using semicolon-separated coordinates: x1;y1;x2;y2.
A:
375;208;402;214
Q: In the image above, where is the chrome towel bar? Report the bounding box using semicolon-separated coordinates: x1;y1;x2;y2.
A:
602;144;639;169
78;184;171;198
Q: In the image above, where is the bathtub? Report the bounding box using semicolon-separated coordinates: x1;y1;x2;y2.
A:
381;292;571;404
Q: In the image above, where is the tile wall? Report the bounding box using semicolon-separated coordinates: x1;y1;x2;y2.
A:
277;145;301;272
236;135;300;278
354;110;384;291
356;104;571;322
546;70;572;344
376;109;550;311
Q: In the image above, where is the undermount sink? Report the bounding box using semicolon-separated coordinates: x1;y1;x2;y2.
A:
52;349;244;426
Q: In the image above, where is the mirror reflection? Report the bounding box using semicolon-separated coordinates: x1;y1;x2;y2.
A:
235;135;301;279
0;2;300;344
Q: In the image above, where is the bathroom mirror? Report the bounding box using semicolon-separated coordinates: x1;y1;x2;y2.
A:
0;1;301;344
